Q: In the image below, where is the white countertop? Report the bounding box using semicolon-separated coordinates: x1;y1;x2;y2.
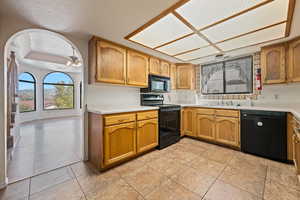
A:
87;105;159;115
180;104;300;119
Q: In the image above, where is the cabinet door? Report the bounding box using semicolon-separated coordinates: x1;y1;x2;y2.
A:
177;65;195;89
194;113;215;140
288;38;300;82
96;41;126;84
183;109;194;136
149;57;161;75
137;119;158;153
293;134;300;175
127;50;149;87
160;61;170;77
170;64;177;90
215;117;240;147
287;114;294;161
104;122;136;166
261;45;286;84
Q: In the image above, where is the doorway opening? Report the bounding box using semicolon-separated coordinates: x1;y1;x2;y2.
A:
4;29;85;183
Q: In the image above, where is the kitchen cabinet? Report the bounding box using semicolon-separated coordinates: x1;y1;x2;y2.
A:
293;134;300;176
176;64;195;89
137;119;158;153
194;113;215;141
160;61;170;77
288;37;300;82
149;57;161;76
261;44;286;84
92;40;127;84
170;64;177;90
149;57;170;77
182;108;194;136
127;50;149;87
215;117;240;147
88;110;158;170
104;122;136;166
287;113;294;161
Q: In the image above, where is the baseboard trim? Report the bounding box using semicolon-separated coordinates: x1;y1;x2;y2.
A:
0;177;8;190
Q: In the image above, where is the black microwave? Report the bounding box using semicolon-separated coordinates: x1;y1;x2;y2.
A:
141;75;170;93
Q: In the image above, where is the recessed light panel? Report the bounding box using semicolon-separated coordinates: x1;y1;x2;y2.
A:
201;0;289;43
176;0;265;30
130;13;192;48
156;34;209;55
175;45;220;61
217;23;286;51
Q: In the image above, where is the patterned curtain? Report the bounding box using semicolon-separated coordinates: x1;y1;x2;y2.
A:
7;51;18;148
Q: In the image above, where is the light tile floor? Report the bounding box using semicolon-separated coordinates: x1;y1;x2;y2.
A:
7;117;83;183
1;138;300;200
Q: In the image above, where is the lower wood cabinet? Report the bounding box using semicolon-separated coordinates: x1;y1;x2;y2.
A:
182;108;195;137
181;108;240;148
215;117;240;147
194;113;215;141
88;110;158;170
104;122;136;166
137;119;158;153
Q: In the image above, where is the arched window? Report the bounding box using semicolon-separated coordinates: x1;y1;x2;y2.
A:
43;72;74;110
19;72;36;112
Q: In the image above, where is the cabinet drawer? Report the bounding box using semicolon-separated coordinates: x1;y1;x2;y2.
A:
137;110;158;121
195;108;215;115
104;113;136;126
216;109;239;118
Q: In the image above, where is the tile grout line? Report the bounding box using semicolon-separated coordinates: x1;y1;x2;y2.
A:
28;177;32;200
69;165;89;200
261;165;269;199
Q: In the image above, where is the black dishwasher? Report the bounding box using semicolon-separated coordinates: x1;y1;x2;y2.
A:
241;110;287;162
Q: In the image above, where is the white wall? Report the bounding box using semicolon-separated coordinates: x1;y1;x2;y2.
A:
17;63;82;123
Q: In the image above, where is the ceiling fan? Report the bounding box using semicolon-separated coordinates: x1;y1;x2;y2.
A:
66;46;82;67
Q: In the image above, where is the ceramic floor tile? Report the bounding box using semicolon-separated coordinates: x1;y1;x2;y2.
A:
147;157;188;177
204;180;259;200
114;158;146;178
170;164;216;196
30;166;75;195
218;166;265;197
29;179;85;200
0;179;30;200
8;117;83;183
136;150;163;163
266;165;300;191
145;178;201;200
70;161;99;178
264;179;300;200
228;156;267;178
174;143;207;156
123;165;169;197
202;148;236;164
234;152;268;166
189;156;226;177
165;149;198;165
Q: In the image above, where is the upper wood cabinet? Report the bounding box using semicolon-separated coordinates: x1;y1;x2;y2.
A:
160;61;170;77
182;108;194;136
127;50;149;87
288;38;300;82
194;113;215;141
261;44;286;84
176;64;195;90
104;122;136;166
170;64;177;90
137;118;158;153
215;117;240;147
149;57;170;77
149;57;161;75
93;40;127;84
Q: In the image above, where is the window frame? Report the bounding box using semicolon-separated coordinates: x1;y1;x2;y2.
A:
43;71;75;110
18;72;37;113
201;55;253;95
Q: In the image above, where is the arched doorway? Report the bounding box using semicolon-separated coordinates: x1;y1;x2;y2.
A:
4;29;85;183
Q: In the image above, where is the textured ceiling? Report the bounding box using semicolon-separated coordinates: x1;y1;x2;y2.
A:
1;0;299;64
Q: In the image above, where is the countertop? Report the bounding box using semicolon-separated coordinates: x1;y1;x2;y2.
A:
87;105;159;115
180;104;300;119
